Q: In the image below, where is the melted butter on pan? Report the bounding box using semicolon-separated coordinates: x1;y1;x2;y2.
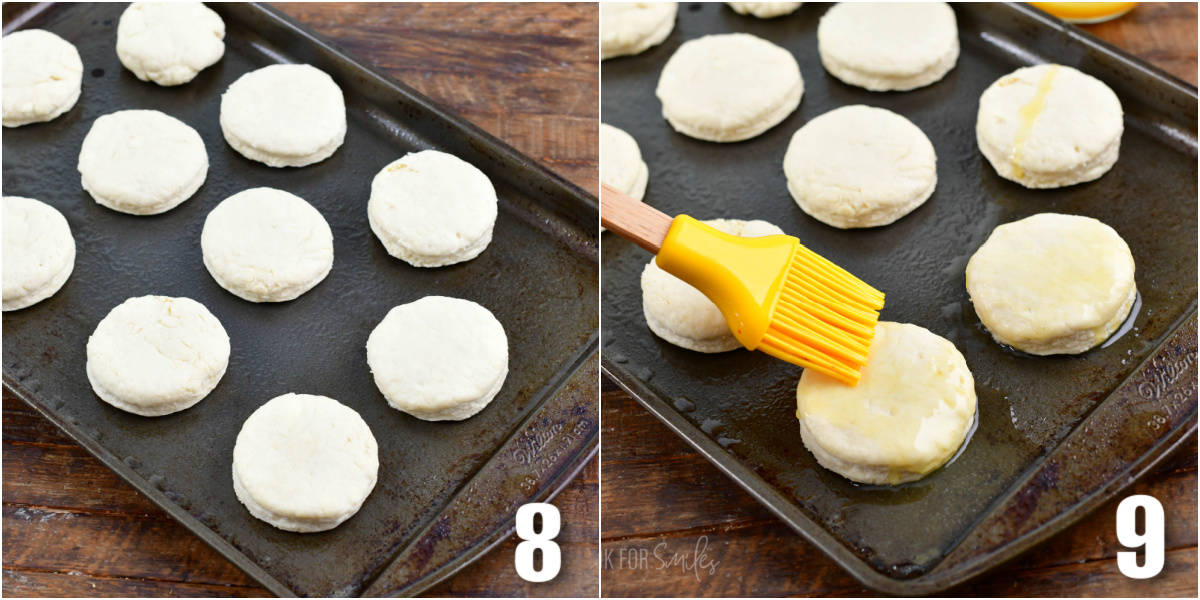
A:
1010;65;1061;180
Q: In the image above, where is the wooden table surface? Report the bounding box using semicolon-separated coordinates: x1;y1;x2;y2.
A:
600;3;1198;597
2;3;597;598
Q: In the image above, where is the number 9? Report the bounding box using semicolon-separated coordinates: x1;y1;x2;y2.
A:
1116;494;1164;579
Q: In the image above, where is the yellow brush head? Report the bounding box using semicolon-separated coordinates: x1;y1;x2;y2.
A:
655;216;884;385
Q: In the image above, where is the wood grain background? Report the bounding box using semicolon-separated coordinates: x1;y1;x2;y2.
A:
600;2;1198;598
2;3;597;598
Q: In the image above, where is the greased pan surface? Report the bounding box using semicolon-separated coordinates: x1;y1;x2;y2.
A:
601;2;1196;594
2;3;597;597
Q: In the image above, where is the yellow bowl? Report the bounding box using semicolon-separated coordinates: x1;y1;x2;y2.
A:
1029;2;1137;24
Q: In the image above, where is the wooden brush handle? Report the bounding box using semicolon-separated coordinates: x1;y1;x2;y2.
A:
601;183;674;254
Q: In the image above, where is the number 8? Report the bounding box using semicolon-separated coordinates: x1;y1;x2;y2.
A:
514;503;561;583
1116;494;1164;579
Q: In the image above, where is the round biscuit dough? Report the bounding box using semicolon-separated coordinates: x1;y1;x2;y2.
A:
78;109;208;215
601;2;677;60
367;150;498;268
977;64;1123;188
600;123;649;233
117;2;225;86
727;3;803;18
642;219;784;352
2;196;76;311
201;188;334;302
601;123;648;203
965;213;1136;355
233;393;378;532
656;33;804;142
783;105;936;229
2;29;83;127
220;64;346;167
367;296;508;421
817;3;958;92
797;321;976;485
86;296;230;416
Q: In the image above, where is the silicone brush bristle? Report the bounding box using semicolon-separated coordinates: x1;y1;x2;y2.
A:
759;243;885;385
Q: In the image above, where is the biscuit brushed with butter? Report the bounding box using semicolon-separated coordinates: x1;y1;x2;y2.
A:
977;64;1123;188
966;213;1136;355
797;321;976;485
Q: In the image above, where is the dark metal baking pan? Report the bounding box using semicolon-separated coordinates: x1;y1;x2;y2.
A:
2;2;597;597
600;2;1196;595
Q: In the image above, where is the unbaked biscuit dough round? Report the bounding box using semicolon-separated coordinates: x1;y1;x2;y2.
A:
977;64;1123;188
2;196;75;311
965;213;1136;355
642;219;784;352
368;150;498;268
117;2;225;86
656;33;803;142
601;122;649;215
783;105;936;229
220;64;346;167
2;29;83;127
201;188;334;302
601;2;677;60
233;393;378;532
366;296;508;421
86;296;230;416
78;109;208;215
797;321;976;485
817;3;958;92
727;3;802;18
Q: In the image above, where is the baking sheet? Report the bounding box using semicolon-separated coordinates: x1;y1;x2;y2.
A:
600;2;1196;594
2;3;597;597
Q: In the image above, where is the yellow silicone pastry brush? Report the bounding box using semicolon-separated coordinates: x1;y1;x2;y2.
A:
602;184;885;385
